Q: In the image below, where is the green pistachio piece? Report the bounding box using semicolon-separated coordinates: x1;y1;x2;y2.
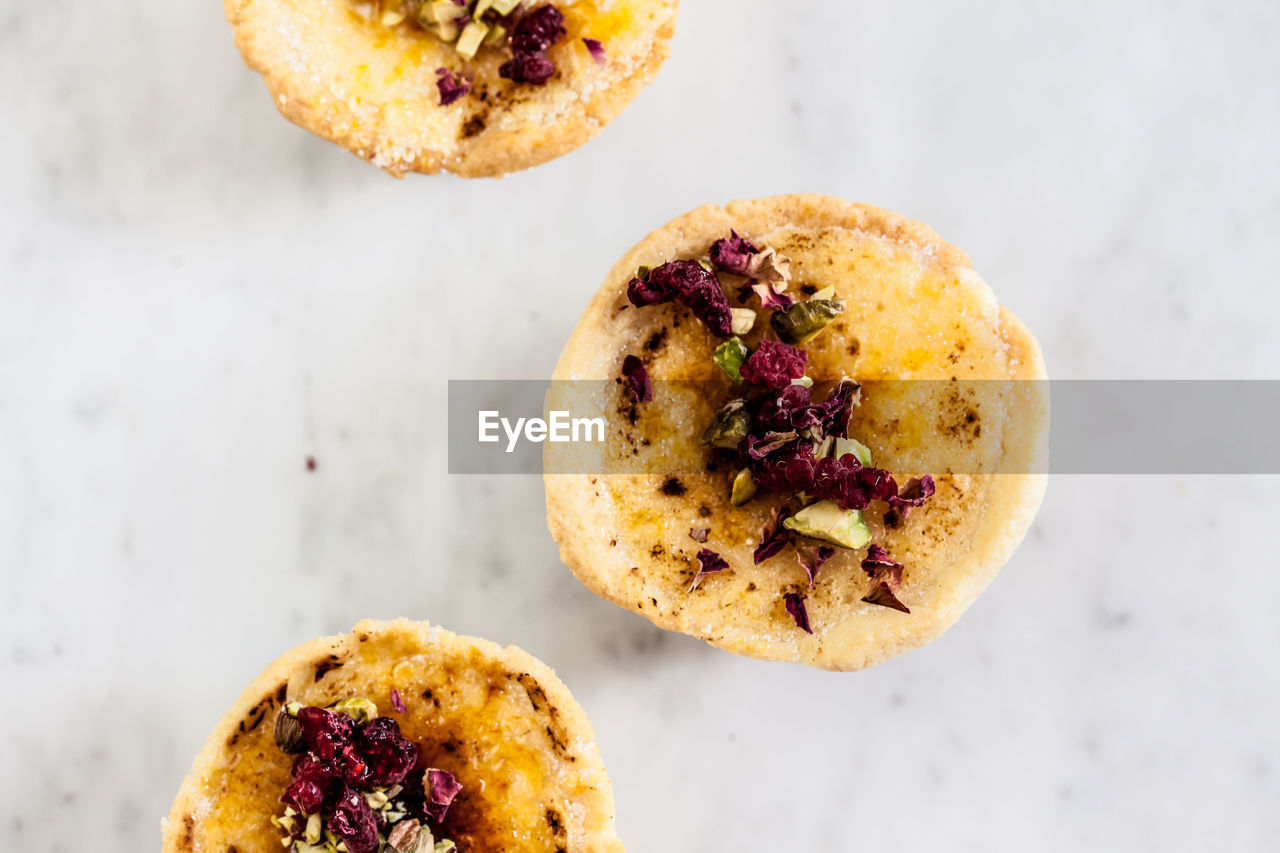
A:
702;400;751;449
783;500;871;549
455;20;489;58
483;23;507;45
813;434;834;458
473;0;496;16
305;814;323;845
810;285;836;300
730;468;758;506
274;706;305;753
713;337;750;383
832;436;872;466
294;843;326;853
770;298;845;344
435;841;458;853
364;789;390;810
790;376;813;388
330;696;378;724
491;0;523;13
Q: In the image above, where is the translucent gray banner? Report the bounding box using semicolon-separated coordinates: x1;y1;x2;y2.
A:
447;380;1280;475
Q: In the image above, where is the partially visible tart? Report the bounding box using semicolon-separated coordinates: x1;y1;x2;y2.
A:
163;619;625;853
225;0;678;177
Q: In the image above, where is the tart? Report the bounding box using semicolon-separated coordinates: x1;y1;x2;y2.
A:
545;195;1049;671
224;0;678;177
163;619;624;853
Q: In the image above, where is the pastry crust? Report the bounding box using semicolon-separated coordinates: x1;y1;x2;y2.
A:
545;195;1050;671
224;0;678;177
162;619;625;852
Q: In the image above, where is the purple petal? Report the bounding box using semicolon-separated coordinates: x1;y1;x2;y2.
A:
753;505;793;564
423;768;463;823
784;592;812;633
689;547;729;591
797;544;835;587
621;355;652;403
435;67;471;106
583;37;607;66
389;687;406;714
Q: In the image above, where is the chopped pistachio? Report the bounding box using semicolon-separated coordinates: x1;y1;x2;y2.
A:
813;434;834;459
386;784;404;799
491;0;523;13
783;501;872;549
635;264;652;278
770;298;845;344
473;0;496;15
730;468;758;506
810;285;836;300
434;842;457;853
305;814;322;845
729;307;757;336
713;337;750;383
455;20;490;59
381;9;406;26
285;701;302;717
702;400;751;449
364;789;390;810
833;436;872;466
284;806;298;818
384;809;408;823
388;818;422;853
790;376;814;388
483;23;507;45
330;696;378;723
294;844;325;853
274;707;305;753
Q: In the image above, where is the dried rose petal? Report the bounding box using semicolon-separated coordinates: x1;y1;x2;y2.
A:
689;527;710;543
784;592;812;633
796;544;835;587
861;544;909;613
423;768;463;823
689;547;730;591
886;475;936;524
390;687;407;713
753;505;793;564
583;37;607;65
863;582;910;613
743;430;799;460
621;355;652;403
434;68;471;106
739;340;807;390
751;281;794;311
708;230;760;276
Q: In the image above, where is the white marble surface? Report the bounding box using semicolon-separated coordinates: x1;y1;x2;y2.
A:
2;1;1279;851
